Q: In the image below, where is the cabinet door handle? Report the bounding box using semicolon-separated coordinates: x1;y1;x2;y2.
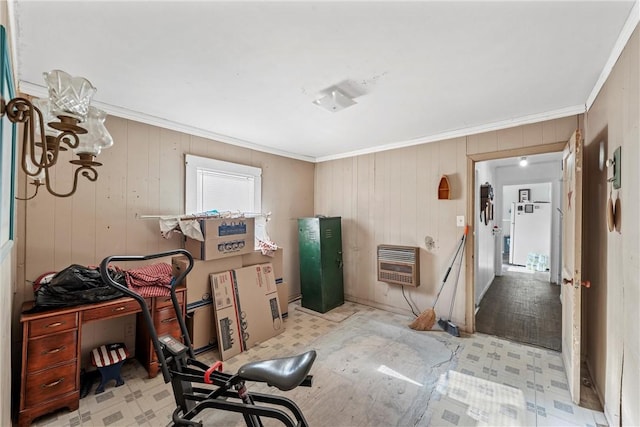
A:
46;321;64;328
42;346;66;355
113;306;127;312
42;378;64;388
161;317;177;324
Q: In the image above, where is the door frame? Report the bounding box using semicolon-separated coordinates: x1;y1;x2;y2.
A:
465;141;566;333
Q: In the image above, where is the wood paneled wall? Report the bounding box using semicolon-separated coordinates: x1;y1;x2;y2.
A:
583;26;639;427
15;116;315;333
315;116;577;329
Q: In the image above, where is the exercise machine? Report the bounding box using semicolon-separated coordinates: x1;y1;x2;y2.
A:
100;249;316;427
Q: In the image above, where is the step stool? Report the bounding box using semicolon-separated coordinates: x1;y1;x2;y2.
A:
90;343;130;394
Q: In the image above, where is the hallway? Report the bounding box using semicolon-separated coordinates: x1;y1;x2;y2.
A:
476;267;562;351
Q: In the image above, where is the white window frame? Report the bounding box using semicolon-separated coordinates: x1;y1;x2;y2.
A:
185;154;262;216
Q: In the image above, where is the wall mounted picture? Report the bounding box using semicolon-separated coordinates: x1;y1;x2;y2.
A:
519;189;530;202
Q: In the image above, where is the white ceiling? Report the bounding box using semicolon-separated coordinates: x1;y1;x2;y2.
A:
8;1;638;162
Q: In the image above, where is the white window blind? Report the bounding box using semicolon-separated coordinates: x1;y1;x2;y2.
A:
185;154;262;215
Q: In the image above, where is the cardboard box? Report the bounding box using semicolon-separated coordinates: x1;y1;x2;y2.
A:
212;304;243;361
186;303;216;353
232;265;284;350
242;248;283;281
210;270;236;310
210;271;245;360
276;281;289;316
186;217;255;261
199;217;255;239
172;256;243;308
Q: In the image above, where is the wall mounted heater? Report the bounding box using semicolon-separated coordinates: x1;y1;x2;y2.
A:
377;245;420;287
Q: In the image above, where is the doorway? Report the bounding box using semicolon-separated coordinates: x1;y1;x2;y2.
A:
472;152;563;350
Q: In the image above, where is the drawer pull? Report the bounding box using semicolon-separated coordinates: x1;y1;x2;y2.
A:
113;306;127;312
42;346;66;355
42;378;64;388
161;317;177;324
46;321;65;328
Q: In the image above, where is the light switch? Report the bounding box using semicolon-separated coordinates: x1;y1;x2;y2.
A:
456;216;465;227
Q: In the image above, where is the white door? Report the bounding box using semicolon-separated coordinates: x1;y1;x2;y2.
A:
561;129;584;404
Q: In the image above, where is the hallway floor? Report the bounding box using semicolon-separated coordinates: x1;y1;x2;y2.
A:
476;266;562;351
30;301;607;427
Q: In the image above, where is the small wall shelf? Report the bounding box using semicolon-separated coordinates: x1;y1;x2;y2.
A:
438;175;451;200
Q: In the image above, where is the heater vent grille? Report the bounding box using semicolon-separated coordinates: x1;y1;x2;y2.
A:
377;245;420;287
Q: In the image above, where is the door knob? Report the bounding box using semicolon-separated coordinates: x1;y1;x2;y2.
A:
562;278;591;288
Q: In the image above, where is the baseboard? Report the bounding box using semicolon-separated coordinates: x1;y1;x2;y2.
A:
476;275;495;307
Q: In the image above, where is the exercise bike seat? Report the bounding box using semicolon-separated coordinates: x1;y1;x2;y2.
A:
237;350;317;391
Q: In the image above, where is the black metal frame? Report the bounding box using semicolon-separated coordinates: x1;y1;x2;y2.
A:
100;249;311;427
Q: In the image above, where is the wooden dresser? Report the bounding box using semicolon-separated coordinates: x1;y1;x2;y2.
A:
19;288;186;427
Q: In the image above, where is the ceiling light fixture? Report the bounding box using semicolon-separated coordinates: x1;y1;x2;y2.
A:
0;70;113;199
519;157;528;167
312;88;356;113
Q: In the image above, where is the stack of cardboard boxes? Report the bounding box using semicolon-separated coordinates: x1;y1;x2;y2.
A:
173;217;288;359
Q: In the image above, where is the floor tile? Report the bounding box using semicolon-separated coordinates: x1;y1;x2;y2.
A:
29;301;607;427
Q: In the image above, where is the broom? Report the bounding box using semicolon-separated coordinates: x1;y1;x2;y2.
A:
409;226;468;331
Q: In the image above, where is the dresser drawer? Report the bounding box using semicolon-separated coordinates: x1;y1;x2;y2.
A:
25;362;76;407
26;331;77;372
155;306;182;336
29;313;78;338
83;299;140;322
155;291;185;309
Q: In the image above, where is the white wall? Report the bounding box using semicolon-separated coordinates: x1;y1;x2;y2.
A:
502;182;552;235
494;161;562;283
474;161;497;305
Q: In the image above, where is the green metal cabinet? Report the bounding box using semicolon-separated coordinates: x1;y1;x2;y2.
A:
297;217;344;313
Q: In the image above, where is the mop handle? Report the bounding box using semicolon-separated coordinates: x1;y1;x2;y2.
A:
432;226;468;309
447;226;469;320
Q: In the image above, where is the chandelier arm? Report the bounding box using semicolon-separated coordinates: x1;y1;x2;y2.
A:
9;99;46;176
4;97;31;123
20;122;42;177
15;182;41;201
44;164;98;198
57;130;80;151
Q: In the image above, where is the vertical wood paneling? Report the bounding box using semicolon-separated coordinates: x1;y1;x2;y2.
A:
315;120;580;325
467;130;498;155
70;162;97;266
52;163;73;269
522;122;544;147
399;146;417;245
18;117;315;312
146;126;161;253
415;143;435;306
95;116;128;260
543;116;578;144
127;122;152;255
354;155;372;301
496;126;524;151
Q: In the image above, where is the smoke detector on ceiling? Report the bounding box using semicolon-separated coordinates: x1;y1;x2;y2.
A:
312;87;356;112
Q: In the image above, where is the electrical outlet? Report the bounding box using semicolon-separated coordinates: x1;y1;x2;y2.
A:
456;215;465;227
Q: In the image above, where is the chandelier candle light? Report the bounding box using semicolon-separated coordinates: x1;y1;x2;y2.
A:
0;70;113;198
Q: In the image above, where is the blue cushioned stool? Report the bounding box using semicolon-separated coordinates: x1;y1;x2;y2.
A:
90;343;129;394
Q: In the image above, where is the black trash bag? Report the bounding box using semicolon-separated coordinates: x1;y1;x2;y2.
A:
27;264;127;312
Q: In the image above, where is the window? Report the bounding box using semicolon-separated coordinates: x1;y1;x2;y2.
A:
185;154;262;215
